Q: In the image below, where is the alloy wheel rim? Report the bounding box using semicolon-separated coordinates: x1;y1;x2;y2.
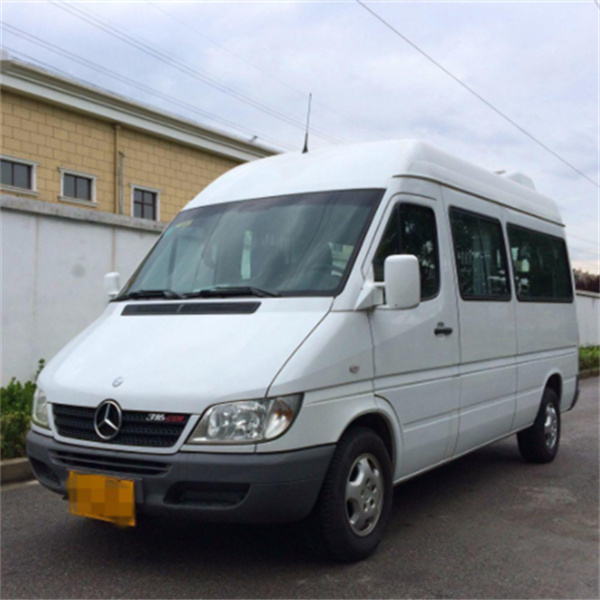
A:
544;403;558;450
345;453;384;537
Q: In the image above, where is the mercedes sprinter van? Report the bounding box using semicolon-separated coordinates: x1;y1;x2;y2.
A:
27;141;579;561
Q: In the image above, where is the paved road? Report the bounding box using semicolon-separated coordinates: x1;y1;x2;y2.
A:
2;378;598;599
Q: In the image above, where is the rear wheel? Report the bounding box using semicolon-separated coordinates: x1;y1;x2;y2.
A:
306;426;392;562
517;387;561;463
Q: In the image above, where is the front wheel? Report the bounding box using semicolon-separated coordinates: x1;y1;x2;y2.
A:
517;387;561;463
306;427;393;562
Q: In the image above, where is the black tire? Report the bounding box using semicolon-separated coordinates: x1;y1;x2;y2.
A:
517;387;561;463
306;426;393;562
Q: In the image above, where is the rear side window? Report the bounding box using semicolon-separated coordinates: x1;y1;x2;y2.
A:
449;208;511;300
373;203;440;300
507;224;573;302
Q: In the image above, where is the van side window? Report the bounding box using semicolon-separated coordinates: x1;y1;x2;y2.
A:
373;203;440;300
449;208;510;300
507;224;573;302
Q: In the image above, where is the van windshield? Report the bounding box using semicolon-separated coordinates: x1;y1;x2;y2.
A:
120;189;384;298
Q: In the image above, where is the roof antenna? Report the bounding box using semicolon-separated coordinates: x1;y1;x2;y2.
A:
302;93;312;153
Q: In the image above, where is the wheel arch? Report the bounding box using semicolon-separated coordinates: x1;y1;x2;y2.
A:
339;411;397;471
544;372;563;406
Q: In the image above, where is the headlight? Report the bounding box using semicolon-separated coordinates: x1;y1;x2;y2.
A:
32;387;50;429
187;394;302;444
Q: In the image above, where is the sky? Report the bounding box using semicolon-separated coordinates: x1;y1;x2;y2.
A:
1;0;598;273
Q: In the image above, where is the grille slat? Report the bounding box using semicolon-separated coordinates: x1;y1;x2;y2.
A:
120;426;183;437
53;403;189;448
52;417;96;432
51;450;169;476
54;405;95;418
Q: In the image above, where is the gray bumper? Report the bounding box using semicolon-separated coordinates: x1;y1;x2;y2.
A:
26;430;334;523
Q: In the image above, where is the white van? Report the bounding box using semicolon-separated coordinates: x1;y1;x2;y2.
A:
27;140;579;561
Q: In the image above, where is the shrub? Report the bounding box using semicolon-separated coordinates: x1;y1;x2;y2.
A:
0;360;44;459
580;345;599;372
0;378;36;416
0;412;32;459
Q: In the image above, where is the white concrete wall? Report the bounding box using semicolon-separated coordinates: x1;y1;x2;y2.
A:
576;291;600;347
1;196;165;384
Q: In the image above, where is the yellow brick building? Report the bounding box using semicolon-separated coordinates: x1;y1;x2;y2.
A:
1;55;273;223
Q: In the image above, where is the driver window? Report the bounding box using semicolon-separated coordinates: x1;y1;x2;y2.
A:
373;203;440;300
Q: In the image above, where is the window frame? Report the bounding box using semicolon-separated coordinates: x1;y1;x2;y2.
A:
130;184;161;222
506;222;574;304
59;168;97;206
373;201;441;301
0;155;38;195
449;206;512;302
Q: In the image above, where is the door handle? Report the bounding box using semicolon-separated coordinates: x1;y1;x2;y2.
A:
434;324;453;336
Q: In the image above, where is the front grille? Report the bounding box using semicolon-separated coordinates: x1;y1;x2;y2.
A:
51;450;170;476
53;404;190;448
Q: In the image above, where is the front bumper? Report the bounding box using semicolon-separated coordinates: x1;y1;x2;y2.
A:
26;430;334;523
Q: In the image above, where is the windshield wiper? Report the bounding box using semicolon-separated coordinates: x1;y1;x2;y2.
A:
184;286;280;299
115;289;184;301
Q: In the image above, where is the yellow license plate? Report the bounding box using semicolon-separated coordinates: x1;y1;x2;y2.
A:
67;471;136;527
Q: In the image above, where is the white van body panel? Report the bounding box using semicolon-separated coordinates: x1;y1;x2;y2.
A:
259;312;374;452
266;312;374;398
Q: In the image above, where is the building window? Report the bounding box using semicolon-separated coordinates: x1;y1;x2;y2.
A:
132;186;159;221
373;203;440;300
1;156;37;192
507;224;573;302
449;208;511;301
60;169;97;205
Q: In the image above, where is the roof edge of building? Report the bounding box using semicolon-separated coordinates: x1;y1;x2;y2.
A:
1;55;277;163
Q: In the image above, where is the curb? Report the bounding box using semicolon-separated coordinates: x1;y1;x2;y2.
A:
580;369;599;380
1;457;32;485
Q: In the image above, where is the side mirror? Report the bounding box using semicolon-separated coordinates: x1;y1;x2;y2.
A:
384;255;420;309
104;272;121;300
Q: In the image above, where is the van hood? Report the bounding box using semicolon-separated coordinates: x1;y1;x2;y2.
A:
40;298;332;414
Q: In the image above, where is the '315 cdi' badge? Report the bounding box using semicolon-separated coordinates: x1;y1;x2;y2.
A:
147;413;186;423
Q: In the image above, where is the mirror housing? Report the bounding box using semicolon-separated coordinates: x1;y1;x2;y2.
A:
384;255;420;309
104;272;121;300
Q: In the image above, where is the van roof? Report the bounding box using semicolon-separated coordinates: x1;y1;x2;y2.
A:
185;140;563;225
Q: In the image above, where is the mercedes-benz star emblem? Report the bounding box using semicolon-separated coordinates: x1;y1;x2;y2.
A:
94;400;123;441
112;376;124;388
